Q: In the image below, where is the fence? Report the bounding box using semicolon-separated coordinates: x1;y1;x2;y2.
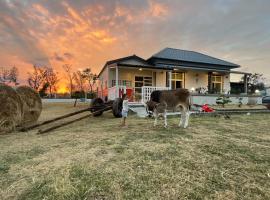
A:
141;86;170;102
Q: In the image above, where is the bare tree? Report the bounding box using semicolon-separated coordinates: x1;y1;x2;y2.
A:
0;67;9;83
45;67;59;98
73;70;86;92
0;66;19;85
8;66;19;85
82;68;97;93
242;73;266;94
27;65;47;91
62;64;74;97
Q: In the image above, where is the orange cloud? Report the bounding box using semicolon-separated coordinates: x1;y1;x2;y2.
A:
1;0;269;88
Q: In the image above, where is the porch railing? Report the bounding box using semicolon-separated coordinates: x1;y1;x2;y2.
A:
111;80;132;87
141;86;170;102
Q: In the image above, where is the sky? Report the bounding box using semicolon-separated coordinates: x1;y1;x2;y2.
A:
0;0;270;90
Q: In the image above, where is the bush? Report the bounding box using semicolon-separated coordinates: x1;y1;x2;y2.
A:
237;97;243;108
71;91;85;99
216;95;232;108
87;92;97;99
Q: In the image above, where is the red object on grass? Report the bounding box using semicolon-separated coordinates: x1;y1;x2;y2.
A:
201;104;214;112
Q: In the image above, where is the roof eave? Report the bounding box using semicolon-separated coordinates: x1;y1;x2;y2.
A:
149;57;240;69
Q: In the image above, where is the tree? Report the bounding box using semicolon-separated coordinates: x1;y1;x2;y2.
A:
82;68;97;93
216;95;232;108
27;65;47;91
243;73;266;94
8;66;19;85
44;67;59;98
62;64;74;96
39;82;49;97
73;70;86;92
0;66;19;85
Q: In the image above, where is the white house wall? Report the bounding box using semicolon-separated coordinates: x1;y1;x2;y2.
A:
185;71;208;91
155;71;167;87
101;65;231;93
223;73;231;93
98;66;109;88
111;67;156;87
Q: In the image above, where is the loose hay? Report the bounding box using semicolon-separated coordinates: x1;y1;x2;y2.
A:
16;86;42;126
0;83;23;133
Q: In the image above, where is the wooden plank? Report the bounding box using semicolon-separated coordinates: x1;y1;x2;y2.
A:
37;106;112;134
19;108;91;132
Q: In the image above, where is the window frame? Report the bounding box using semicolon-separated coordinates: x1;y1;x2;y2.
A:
211;75;223;93
171;72;185;89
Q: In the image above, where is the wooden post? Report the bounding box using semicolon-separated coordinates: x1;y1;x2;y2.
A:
115;65;119;98
169;71;172;89
208;72;213;93
244;74;248;94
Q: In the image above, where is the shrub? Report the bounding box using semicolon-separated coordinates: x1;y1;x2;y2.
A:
71;91;85;99
216;95;232;108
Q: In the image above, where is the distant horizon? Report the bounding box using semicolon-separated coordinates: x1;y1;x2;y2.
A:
1;0;270;90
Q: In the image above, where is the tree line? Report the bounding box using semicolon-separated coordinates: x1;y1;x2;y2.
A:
0;65;97;98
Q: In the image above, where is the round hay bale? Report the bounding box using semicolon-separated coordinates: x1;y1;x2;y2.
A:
16;86;42;126
0;83;23;133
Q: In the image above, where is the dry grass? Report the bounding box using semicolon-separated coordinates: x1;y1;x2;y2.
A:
0;102;269;200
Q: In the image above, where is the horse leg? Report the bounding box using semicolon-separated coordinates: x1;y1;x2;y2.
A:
183;111;190;128
164;110;167;128
183;106;190;128
179;109;185;127
154;111;158;127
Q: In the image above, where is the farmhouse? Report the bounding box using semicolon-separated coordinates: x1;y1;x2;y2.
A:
98;48;249;102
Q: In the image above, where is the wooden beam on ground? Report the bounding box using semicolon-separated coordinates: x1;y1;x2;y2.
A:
19;108;91;132
37;106;112;134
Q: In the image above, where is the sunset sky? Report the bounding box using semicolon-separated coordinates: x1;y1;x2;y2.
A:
0;0;270;89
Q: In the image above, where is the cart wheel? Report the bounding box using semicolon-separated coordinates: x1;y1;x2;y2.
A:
90;98;104;117
113;98;123;118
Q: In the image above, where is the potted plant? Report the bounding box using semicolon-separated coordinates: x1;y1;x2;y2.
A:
216;95;232;108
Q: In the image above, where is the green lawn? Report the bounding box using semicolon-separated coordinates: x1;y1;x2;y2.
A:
0;106;270;199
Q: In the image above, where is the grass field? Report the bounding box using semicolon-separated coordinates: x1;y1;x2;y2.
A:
0;103;270;200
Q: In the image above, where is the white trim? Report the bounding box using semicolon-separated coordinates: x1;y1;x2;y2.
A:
169;71;172;89
141;86;170;102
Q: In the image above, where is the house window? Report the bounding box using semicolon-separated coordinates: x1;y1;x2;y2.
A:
211;75;223;93
135;76;152;94
171;72;184;89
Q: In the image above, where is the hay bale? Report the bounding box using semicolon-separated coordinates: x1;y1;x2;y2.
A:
16;86;42;126
0;83;23;133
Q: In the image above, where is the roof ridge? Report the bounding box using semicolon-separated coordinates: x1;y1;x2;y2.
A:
165;47;194;53
150;47;239;67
